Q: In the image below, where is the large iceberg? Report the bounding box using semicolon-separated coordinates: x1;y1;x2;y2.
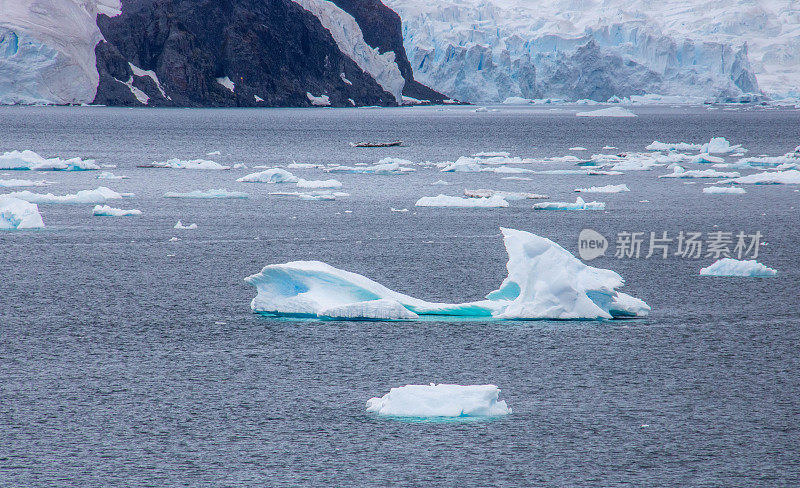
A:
0;196;44;229
0;150;100;171
245;228;650;320
700;258;777;277
366;384;511;418
1;186;122;204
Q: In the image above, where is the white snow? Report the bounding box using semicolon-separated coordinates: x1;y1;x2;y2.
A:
254;95;264;102
129;62;168;99
92;204;141;216
0;178;50;187
216;76;235;93
1;186;122;204
533;197;605;210
0;150;100;171
574;184;630;193
150;158;230;170
700;258;777;277
237;168;299;183
292;0;405;103
415;194;509;208
366;384;511;418
164;189;249;199
340;72;353;85
576;107;637;118
727;170;800;185
174;220;197;229
245;227;650;320
306;92;331;106
0;196;44;229
114;76;148;104
703;186;747;194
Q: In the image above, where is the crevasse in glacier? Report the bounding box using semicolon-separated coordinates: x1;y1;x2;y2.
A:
0;0;121;104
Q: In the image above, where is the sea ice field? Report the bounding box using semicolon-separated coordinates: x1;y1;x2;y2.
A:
1;104;798;487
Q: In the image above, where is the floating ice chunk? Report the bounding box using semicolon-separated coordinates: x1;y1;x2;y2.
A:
574;184;630;193
169;237;180;242
96;171;128;179
700;258;777;277
688;154;725;164
306;92;331;106
296;178;342;189
0;197;44;229
2;186;123;204
464;189;548;200
0;150;100;171
233;163;248;169
390;207;408;212
92;205;141;216
366;384;510;418
149;158;230;170
164;189;248;199
569;147;587;151
533;197;605;210
659;167;741;178
703;186;747;194
321;299;419;320
726;170;800;185
491;166;533;174
237;168;299;183
502;96;533;104
502;176;533;181
206;151;221;156
326;159;414;174
270;190;345;200
646;141;702;151
701;137;745;154
603;146;618;150
287;162;323;169
174;220;198;229
576;107;636;117
0;178;51;187
474;151;510;157
216;76;235;92
431;180;451;185
415;194;509;207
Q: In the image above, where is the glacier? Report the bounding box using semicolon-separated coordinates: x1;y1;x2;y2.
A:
700;258;777;277
384;0;778;103
245;228;650;320
366;384;511;418
0;0;121;104
0;196;44;229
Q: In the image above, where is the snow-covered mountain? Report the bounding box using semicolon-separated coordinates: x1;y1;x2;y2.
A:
386;0;800;103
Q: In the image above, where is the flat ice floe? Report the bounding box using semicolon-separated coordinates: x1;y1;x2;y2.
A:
0;178;51;187
703;186;747;194
92;205;141;216
464;189;548;200
0;150;100;171
237;168;299;183
325;158;414;174
1;186;123;204
533;197;605;210
646;141;702;152
725;170;800;185
174;220;198;229
296;178;342;189
149;158;230;170
415;194;509;207
245;228;650;320
659;167;741;179
700;258;777;277
366;384;511;418
0;197;45;229
575;107;636;117
574;184;629;193
701;137;745;155
96;171;128;179
164;189;248;199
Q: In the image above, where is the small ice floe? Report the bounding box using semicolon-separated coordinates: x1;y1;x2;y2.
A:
1;186;123;204
464;189;548;200
144;158;230;170
92;205;142;216
569;147;587;151
659;166;741;179
164;189;248;199
688;154;725;164
390;207;408;212
237;168;298;183
431;180;451;185
174;220;197;229
415;194;509;207
169;237;180;242
0;197;45;229
701;137;745;155
502;176;533;181
233;163;247;169
96;171;128;179
576;107;636;117
474;151;511;157
326;158;414;174
206;151;221;156
533;197;605;210
306;92;331;106
646;141;702;152
0;150;100;171
366;384;511;418
703;186;746;194
270;191;347;200
296;178;342;189
439;154;533;172
0;178;51;187
603;146;618;150
725;169;800;185
287;162;323;169
574;184;630;193
700;258;777;277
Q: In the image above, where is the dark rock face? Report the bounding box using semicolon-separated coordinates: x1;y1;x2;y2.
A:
93;0;445;107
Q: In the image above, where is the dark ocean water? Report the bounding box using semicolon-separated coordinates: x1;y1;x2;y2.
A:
1;105;798;487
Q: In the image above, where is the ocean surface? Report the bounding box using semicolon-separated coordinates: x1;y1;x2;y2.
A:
1;104;798;487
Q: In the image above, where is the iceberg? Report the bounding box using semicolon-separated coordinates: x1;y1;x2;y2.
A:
700;258;777;277
245;228;650;320
326;159;414;174
148;158;230;170
646;141;702;152
659;167;741;179
0;150;100;171
296;178;342;189
703;186;746;194
2;186;122;204
415;194;509;208
237;168;299;183
366;384;511;418
164;189;248;199
96;171;127;179
0;196;44;229
533;197;605;210
576;107;637;117
726;170;800;185
92;205;141;216
0;178;51;187
464;189;548;200
174;220;198;229
574;184;630;193
700;137;745;155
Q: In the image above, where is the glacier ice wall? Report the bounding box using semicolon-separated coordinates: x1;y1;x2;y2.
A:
384;0;786;102
0;0;121;105
292;0;405;103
